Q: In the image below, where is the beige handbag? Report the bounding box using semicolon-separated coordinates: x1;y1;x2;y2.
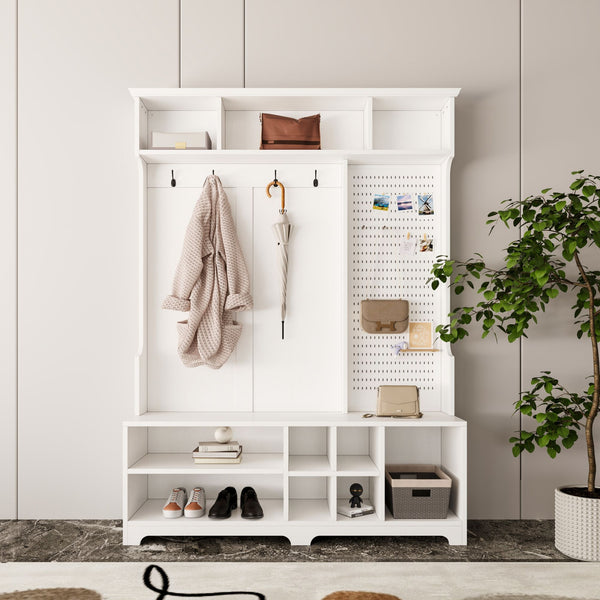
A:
377;385;422;418
360;299;409;334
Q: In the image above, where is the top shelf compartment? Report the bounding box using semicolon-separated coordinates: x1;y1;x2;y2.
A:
131;88;459;156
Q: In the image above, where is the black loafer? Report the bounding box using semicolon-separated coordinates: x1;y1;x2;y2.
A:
208;486;237;519
240;486;264;519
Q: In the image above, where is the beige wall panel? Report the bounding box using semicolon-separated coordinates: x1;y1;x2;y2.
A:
18;0;178;518
181;0;244;87
521;0;600;518
0;0;17;519
246;0;521;517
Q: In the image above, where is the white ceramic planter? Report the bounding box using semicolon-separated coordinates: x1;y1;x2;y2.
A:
555;486;600;561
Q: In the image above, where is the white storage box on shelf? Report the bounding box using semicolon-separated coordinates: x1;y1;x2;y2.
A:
124;88;466;547
151;131;212;150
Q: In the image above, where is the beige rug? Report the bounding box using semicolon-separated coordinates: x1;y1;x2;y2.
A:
0;590;400;600
0;591;100;600
0;563;599;600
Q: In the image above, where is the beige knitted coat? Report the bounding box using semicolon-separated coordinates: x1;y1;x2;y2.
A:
162;175;252;369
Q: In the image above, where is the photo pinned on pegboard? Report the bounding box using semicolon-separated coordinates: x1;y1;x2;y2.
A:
419;234;434;253
399;232;417;256
396;194;413;211
418;193;434;215
372;193;390;211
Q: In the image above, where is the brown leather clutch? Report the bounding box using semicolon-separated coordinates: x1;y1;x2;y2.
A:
260;113;321;149
360;299;409;334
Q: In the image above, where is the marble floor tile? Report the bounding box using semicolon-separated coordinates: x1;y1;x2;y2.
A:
0;520;572;562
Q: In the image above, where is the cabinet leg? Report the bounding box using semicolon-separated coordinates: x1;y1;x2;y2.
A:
287;532;315;546
445;529;467;546
122;529;145;546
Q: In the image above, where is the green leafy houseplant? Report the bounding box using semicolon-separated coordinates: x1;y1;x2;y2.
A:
430;171;600;497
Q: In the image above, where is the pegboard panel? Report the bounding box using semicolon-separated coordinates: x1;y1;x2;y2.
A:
348;164;447;412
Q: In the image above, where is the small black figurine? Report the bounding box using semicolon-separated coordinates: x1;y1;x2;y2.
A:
349;482;363;508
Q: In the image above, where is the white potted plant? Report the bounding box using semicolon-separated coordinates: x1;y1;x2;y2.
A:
430;171;600;560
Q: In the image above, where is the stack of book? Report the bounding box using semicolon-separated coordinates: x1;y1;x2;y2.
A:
192;440;243;464
336;501;375;518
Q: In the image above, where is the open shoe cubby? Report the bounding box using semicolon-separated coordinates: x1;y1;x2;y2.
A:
123;417;466;545
125;88;466;547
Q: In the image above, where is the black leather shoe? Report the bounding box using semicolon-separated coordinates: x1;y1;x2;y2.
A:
208;486;237;519
240;486;264;519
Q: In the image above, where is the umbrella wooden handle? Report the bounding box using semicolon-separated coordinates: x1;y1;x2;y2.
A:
266;180;286;213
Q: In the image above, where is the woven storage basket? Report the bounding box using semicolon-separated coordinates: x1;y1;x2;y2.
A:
555;486;600;561
385;464;451;519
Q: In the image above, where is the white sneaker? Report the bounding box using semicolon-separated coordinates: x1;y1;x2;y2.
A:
184;487;206;518
162;487;187;518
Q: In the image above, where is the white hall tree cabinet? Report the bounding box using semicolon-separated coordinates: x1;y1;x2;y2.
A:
124;88;466;546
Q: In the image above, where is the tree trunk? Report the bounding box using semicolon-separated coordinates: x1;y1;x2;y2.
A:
574;252;599;493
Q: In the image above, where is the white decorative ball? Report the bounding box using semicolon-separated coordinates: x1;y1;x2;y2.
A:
214;426;233;444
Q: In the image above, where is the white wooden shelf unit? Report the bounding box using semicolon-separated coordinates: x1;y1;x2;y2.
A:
124;88;466;547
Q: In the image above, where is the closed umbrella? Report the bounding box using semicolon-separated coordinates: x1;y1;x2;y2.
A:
266;179;292;339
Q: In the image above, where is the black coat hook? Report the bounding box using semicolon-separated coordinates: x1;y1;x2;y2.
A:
170;170;176;187
273;169;278;187
212;169;214;175
313;169;319;187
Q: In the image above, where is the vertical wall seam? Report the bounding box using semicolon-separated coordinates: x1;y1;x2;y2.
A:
178;0;182;88
15;0;19;521
244;1;249;402
518;0;523;520
15;0;19;519
251;188;254;411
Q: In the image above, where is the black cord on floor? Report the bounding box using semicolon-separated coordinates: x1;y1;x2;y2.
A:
143;564;266;600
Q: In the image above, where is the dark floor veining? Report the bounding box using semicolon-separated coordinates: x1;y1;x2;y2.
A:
0;520;572;562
